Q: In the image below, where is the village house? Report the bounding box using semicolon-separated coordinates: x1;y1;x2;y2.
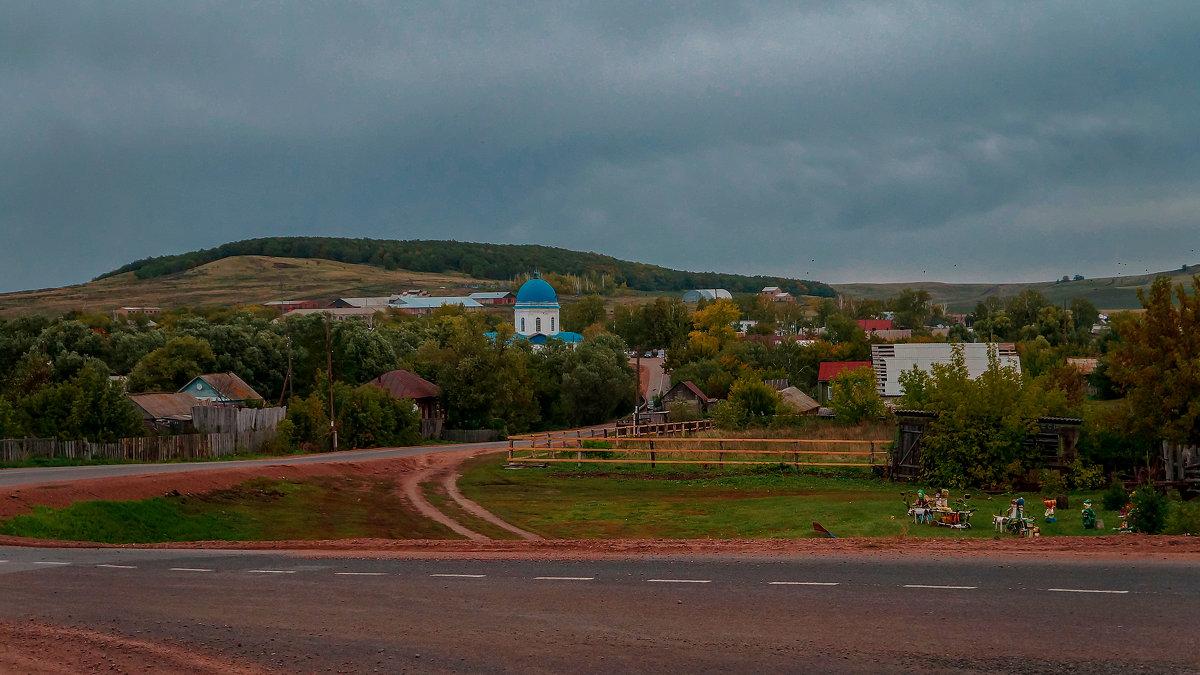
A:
279;306;384;326
178;372;264;407
264;300;318;313
871;342;1020;398
365;369;445;438
660;381;717;414
817;361;872;402
469;291;516;306
126;392;202;432
328;296;396;309
760;286;796;303
777;386;821;415
388;296;484;316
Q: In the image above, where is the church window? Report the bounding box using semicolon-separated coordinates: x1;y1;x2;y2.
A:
521;317;526;332
536;317;542;333
551;317;555;332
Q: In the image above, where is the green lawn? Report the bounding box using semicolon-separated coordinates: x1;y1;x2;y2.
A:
458;454;1121;539
0;476;462;543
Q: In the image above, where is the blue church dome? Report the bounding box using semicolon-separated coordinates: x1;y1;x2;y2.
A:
516;277;558;305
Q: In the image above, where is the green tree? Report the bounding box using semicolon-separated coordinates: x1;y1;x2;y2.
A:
1107;275;1200;446
561;334;635;426
829;366;886;424
727;377;780;423
126;336;217;392
898;345;1066;488
562;295;607;333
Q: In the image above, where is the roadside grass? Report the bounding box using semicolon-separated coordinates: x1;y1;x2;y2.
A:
419;480;523;540
0;476;463;543
458;454;1121;540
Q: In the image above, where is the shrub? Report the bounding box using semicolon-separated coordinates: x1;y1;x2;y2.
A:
1101;479;1128;511
1039;469;1068;496
710;401;745;431
260;418;298;455
1165;500;1200;536
666;400;701;423
1066;458;1108;490
1127;486;1167;534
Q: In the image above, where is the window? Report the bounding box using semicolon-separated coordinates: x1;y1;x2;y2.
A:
521;317;526;332
550;317;555;332
535;317;542;333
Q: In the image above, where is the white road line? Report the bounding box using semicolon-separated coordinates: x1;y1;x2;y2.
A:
534;576;594;581
768;581;840;586
335;572;387;576
96;564;137;569
430;574;486;578
169;567;213;572
248;570;296;574
903;584;977;590
1048;588;1129;594
32;561;70;566
647;579;711;584
0;560;7;563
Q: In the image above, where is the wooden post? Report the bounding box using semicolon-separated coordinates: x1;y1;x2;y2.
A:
650;439;656;468
719;440;724;468
508;438;514;461
870;442;875;469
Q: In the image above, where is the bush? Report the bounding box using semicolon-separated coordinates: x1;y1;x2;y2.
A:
1039;469;1068;496
1165;500;1200;536
1101;479;1128;512
260;418;298;455
1066;458;1108;490
666;400;701;423
1127;486;1167;534
710;401;744;431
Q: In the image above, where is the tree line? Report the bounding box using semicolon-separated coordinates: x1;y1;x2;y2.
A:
96;237;837;298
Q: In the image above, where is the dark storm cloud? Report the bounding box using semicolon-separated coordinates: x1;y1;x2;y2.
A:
2;1;1198;292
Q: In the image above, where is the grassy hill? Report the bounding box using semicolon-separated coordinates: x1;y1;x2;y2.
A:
98;237;836;299
833;266;1200;312
0;256;501;317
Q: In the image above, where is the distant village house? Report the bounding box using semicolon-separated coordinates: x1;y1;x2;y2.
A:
178;372;264;407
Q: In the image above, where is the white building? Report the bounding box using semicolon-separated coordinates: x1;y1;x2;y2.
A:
871;342;1020;398
512;276;583;346
682;289;732;302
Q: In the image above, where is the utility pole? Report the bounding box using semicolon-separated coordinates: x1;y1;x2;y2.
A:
325;315;337;451
634;348;641;434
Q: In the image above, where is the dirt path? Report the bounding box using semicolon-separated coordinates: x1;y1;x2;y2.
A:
0;622;273;674
441;464;543;540
396;449;489;541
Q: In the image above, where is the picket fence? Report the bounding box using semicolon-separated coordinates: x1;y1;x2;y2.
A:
0;428;280;464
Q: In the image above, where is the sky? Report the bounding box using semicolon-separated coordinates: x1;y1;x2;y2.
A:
2;1;1199;293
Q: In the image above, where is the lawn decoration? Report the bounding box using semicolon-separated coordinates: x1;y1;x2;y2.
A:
1001;498;1039;537
904;489;973;529
1043;498;1057;523
1081;499;1096;529
1117;494;1135;533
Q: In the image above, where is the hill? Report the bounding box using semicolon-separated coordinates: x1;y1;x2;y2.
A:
833;265;1200;312
98;237;837;299
0;256;499;317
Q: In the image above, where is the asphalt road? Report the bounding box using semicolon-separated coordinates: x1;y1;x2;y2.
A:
0;441;507;488
2;547;1197;673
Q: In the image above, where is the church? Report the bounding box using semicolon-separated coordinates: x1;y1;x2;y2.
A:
511;276;584;347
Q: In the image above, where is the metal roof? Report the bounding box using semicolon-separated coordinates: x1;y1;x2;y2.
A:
391;297;483;309
127;392;201;420
190;372;264;402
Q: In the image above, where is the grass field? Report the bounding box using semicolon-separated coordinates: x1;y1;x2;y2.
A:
0;255;507;317
458;454;1119;539
0;476;461;543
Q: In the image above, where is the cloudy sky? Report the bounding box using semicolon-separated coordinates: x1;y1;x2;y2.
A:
2;1;1198;293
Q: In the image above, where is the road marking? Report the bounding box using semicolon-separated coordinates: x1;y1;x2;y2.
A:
32;561;70;566
647;579;711;584
335;572;387;576
248;570;296;574
903;584;977;590
534;576;594;581
96;564;137;569
430;574;486;578
1048;588;1129;594
169;568;213;572
0;560;7;564
769;581;839;586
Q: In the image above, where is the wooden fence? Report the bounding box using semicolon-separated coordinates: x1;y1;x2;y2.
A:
508;434;891;470
509;420;713;447
0;428;280;464
443;429;502;443
192;406;286;433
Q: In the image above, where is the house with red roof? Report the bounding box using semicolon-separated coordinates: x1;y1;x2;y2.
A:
660;381;717;414
365;369;445;438
856;319;894;333
816;361;873;402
